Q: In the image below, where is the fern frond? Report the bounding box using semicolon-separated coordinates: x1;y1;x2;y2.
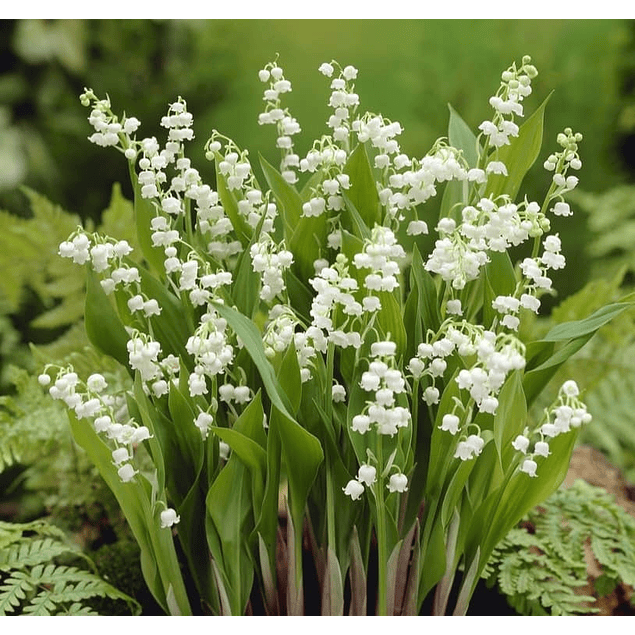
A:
0;366;70;474
486;479;635;615
0;573;33;615
22;590;57;616
0;518;140;616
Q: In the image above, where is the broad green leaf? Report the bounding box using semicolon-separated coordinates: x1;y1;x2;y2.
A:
84;267;129;368
270;404;323;606
485;92;552;200
270;405;323;522
523;334;593;406
341;192;372;241
260;154;302;238
299;167;324;202
425;368;463;497
493;370;527;463
99;182;137;247
523;301;634;404
340;229;365;284
211;428;266;476
402;279;421;362
275;340;302;416
448;104;479;168
289;212;328;284
464;429;578;586
206;454;254;615
252;410;282;583
130;374;166;494
231;206;270;319
376;290;407;360
542;301;634;342
167;374;202;501
211;301;294;419
343;143;380;229
207;398;266;613
285;267;313;323
482;250;517;328
231;246;261;319
410;244;441;333
417;513;447;606
440;460;477;528
440;104;479;218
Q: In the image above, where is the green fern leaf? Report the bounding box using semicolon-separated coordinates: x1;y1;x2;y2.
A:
0;573;33;615
22;590;57;616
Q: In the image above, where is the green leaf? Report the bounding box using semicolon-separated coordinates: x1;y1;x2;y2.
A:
341;192;372;241
211;301;294;419
270;405;323;523
485;92;552;200
493;370;527;463
206;453;254;615
275;341;302;416
343;143;380;229
289;212;328;284
523;301;634;404
448;104;479;168
523;335;592;406
542;302;634;342
482;250;517;327
260;154;303;238
84;267;129;369
376;290;407;360
410;244;441;333
211;424;267;475
440;104;479;218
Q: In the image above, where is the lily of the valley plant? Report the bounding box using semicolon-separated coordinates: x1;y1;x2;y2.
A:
39;56;633;615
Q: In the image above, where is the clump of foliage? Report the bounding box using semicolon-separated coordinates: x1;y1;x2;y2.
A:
484;479;635;615
0;518;140;615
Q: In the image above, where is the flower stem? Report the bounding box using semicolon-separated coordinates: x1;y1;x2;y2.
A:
375;438;389;616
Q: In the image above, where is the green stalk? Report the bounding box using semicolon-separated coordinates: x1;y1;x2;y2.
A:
324;340;337;544
375;438;389;616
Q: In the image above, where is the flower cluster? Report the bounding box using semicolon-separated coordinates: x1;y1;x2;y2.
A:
512;380;591;477
307;254;364;352
39;367;149;483
258;61;302;184
478;55;537;152
186;309;234;397
250;234;294;303
352;340;410;437
353;225;406;294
